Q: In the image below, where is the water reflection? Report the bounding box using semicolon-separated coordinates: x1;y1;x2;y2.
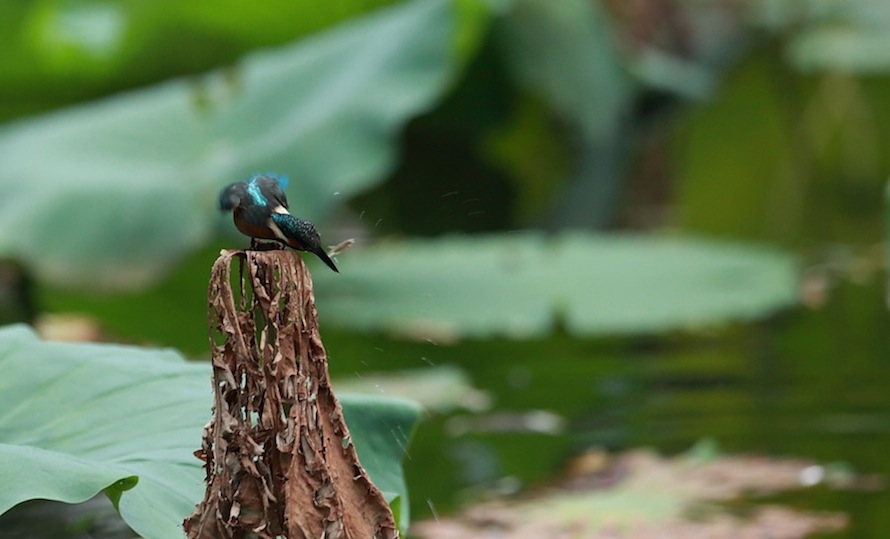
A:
1;282;886;538
327;280;889;537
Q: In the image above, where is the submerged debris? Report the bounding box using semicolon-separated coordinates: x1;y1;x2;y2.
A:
184;249;397;539
412;449;855;539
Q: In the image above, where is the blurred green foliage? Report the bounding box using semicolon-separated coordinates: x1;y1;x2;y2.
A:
676;48;890;245
0;0;887;345
2;0;890;535
0;0;401;119
0;0;459;289
2;0;886;345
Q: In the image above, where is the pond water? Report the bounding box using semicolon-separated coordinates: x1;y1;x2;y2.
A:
325;278;890;537
1;280;885;538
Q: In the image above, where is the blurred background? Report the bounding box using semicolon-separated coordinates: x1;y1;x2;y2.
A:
0;0;888;537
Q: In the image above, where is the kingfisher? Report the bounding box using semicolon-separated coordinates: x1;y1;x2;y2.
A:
219;174;339;273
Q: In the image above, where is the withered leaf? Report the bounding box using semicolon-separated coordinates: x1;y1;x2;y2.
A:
185;249;397;539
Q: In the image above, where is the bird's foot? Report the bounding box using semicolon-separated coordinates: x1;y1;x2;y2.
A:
250;239;285;251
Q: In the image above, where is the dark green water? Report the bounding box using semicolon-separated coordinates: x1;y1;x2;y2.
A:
2;281;886;538
324;278;890;537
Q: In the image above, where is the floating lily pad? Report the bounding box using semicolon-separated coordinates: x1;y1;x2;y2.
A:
335;365;491;413
412;447;851;538
314;233;798;339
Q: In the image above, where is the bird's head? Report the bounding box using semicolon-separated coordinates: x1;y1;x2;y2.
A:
219;183;247;212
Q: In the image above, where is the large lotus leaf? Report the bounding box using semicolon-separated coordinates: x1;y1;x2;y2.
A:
748;0;890;73
495;0;630;141
789;25;890;73
0;0;456;290
0;325;420;538
494;0;633;229
1;0;403;113
313;233;798;339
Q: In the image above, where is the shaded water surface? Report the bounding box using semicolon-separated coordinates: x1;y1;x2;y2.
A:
1;282;886;538
326;279;890;537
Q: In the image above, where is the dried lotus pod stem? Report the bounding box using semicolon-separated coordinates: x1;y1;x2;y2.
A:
184;248;398;539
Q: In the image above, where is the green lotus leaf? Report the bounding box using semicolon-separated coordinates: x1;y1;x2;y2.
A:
0;0;456;289
314;233;798;339
0;325;420;538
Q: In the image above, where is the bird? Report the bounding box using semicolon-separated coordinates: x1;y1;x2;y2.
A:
219;173;339;273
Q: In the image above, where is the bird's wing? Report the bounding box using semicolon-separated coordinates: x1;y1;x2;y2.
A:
270;212;308;248
260;176;290;210
269;213;339;272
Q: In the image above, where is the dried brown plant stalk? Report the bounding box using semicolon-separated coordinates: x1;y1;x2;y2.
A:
184;249;398;539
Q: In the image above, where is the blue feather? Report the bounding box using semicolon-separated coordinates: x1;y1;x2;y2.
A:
245;178;267;206
247;172;289;188
244;172;290;206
